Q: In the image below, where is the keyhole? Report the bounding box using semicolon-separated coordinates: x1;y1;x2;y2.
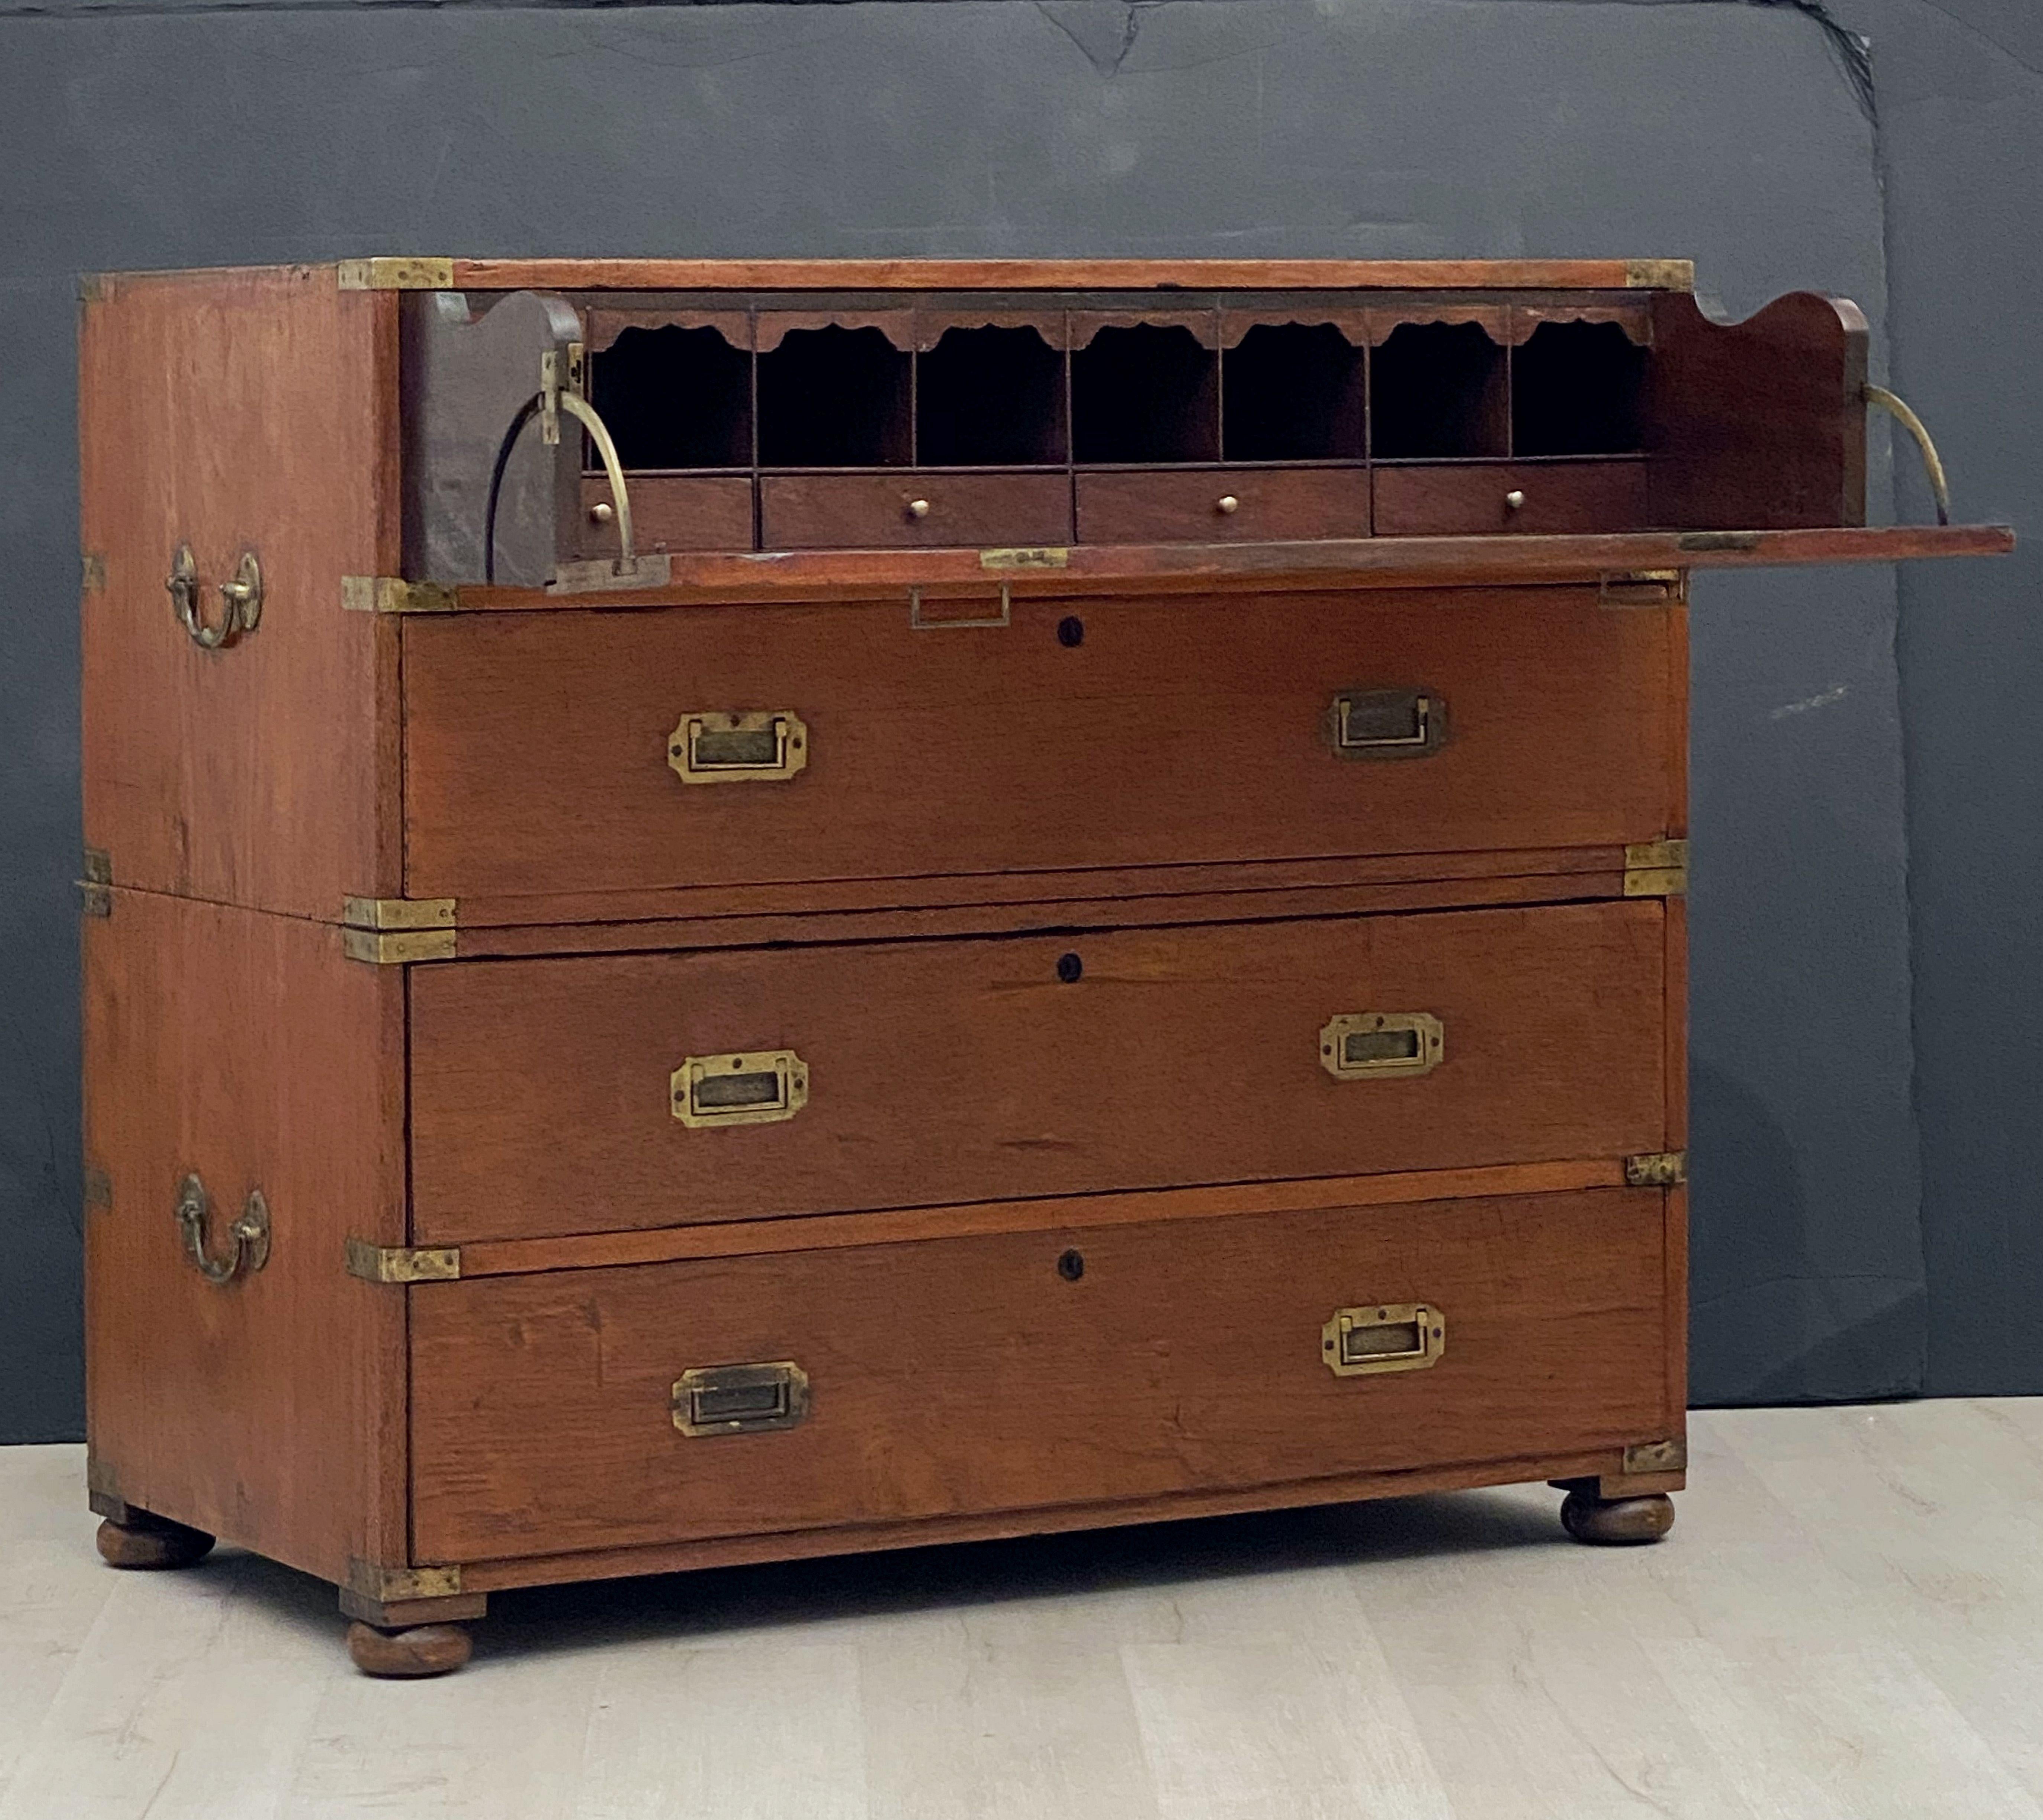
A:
1057;616;1085;648
1057;1249;1085;1282
1056;952;1083;984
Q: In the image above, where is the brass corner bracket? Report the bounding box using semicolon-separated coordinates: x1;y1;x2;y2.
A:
341;896;457;964
81;552;107;596
344;1237;461;1284
347;1558;464;1602
1622;1436;1688;1475
78;848;112;918
337;257;455;292
341;576;459;615
342;896;456;931
1624;1150;1688;1188
1623;838;1688;898
1624;258;1695;292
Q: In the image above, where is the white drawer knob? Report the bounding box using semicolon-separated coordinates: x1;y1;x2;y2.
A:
589;500;614;525
1504;489;1527;512
1217;494;1240;515
907;498;931;519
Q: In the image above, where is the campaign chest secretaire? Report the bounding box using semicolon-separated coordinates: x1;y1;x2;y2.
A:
75;256;2008;1675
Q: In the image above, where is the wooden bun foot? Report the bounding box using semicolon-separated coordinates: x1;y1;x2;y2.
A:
95;1513;216;1570
347;1621;473;1678
1560;1488;1675;1545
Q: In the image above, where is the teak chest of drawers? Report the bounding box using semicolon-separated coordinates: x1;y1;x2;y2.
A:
76;257;2009;1676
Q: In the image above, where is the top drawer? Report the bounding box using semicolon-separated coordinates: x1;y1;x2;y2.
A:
401;587;1679;903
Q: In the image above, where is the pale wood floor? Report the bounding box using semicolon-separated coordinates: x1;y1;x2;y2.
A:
3;1401;2042;1818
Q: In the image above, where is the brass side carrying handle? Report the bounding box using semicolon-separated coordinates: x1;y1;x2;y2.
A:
1320;1012;1444;1080
174;1172;270;1285
673;1361;810;1435
1323;1303;1445;1376
668;711;809;785
671;1049;809;1129
1864;385;1951;527
1331;688;1445;758
166;545;262;649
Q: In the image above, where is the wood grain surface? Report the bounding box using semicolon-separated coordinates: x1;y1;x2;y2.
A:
761;472;1072;549
82;890;407;1585
400;586;1679;902
409;1185;1670;1562
407;900;1667;1243
79;264;401;920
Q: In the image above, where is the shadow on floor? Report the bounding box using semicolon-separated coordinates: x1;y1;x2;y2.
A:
203;1483;1573;1665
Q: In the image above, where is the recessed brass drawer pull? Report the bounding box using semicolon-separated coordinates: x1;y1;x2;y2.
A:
1319;1011;1444;1080
1322;1303;1445;1376
673;1361;810;1436
671;1049;809;1129
1331;688;1445;757
668;711;809;785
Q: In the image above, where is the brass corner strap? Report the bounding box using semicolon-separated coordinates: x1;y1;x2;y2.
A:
341;576;459;615
1622;1437;1687;1475
337;257;455;292
341;898;458;965
344;1237;461;1284
347;1559;464;1601
78;848;112;918
1625;1151;1688;1187
1623;838;1688;898
1624;258;1695;292
81;552;107;596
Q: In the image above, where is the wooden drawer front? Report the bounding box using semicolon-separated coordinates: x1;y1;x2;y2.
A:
1374;461;1649;535
409;902;1665;1244
577;474;754;555
760;473;1071;549
1076;468;1369;542
411;1187;1670;1561
402;588;1677;901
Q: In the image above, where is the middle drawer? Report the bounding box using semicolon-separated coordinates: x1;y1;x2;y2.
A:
409;900;1667;1245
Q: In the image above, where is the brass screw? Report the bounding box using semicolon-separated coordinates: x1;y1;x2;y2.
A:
590;501;615;524
1216;494;1240;515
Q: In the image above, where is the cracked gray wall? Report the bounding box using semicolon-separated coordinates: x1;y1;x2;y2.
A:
0;0;2027;1440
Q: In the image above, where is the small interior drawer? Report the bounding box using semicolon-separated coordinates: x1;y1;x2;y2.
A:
409;1185;1672;1561
578;474;754;555
1076;467;1370;543
760;472;1071;549
1373;461;1649;536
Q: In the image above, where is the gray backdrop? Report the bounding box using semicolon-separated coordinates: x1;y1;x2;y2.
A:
1;0;2034;1441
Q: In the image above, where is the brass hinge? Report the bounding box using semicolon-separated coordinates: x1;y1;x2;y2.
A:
78;849;112;917
347;1559;464;1601
1622;1436;1688;1474
1599;569;1687;609
342;896;457;932
337;257;455;292
81;552;107;596
84;1166;113;1215
1623;838;1688;898
341;576;459;615
1625;1150;1688;1188
344;1237;461;1283
1625;258;1695;292
78;273;111;305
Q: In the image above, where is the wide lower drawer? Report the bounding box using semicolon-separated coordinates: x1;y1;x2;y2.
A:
400;585;1680;901
409;1187;1673;1563
408;901;1667;1244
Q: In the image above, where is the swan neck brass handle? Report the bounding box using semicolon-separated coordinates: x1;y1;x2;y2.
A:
175;1173;271;1285
1864;385;1951;526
